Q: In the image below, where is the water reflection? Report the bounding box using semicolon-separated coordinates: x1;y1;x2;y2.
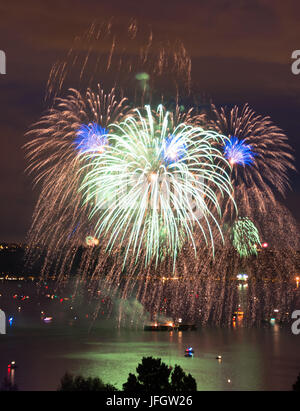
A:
0;322;299;391
140;278;299;327
0;278;299;391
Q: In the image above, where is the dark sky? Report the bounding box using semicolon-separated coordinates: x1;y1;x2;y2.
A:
0;0;300;242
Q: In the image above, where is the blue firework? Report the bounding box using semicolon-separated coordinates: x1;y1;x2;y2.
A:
224;136;255;166
162;134;187;164
75;123;109;154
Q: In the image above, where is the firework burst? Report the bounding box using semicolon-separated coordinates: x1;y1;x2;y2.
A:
24;86;128;276
79;105;235;267
208;104;295;218
232;217;261;258
24;20;298;327
224;136;256;166
75;123;109;154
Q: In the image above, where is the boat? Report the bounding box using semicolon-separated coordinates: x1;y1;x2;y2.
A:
8;361;17;369
144;322;174;331
144;321;197;331
184;347;194;357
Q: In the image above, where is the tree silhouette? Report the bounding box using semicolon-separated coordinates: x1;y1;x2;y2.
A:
122;373;142;391
123;357;197;392
57;372;116;391
171;365;197;391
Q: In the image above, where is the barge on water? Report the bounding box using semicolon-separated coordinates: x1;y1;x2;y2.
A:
144;322;197;331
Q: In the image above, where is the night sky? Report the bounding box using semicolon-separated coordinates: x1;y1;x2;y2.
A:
1;0;300;242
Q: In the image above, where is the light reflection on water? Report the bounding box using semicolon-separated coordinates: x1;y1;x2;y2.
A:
0;324;299;391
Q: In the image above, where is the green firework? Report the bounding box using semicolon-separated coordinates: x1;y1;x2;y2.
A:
232;217;261;258
79;105;235;267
